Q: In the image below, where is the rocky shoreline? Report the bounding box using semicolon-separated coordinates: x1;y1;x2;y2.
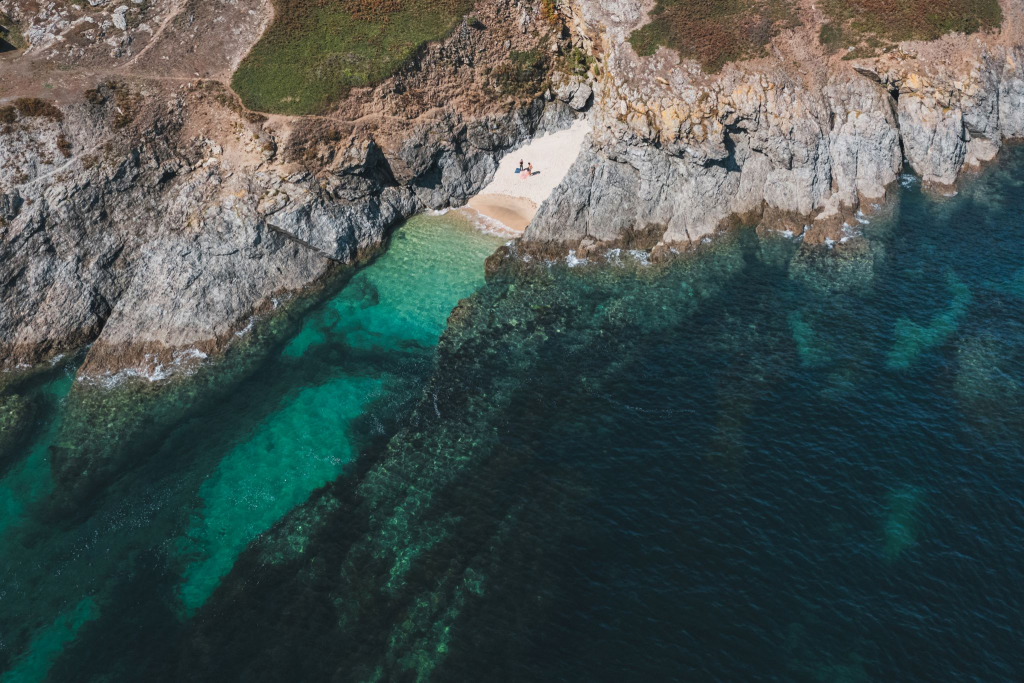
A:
2;0;1024;386
0;0;576;383
527;0;1024;251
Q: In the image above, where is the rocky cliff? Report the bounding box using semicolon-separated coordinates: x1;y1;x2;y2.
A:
0;0;573;383
3;0;1024;385
526;0;1024;251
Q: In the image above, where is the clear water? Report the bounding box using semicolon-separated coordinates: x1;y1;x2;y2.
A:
1;149;1024;682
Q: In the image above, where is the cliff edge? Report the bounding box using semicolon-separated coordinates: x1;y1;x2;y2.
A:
526;0;1024;252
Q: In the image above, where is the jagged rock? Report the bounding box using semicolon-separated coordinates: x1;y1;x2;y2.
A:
897;92;966;185
0;83;575;378
999;47;1024;138
264;186;418;261
0;191;23;221
825;75;902;203
526;0;1024;248
555;78;593;110
112;5;129;31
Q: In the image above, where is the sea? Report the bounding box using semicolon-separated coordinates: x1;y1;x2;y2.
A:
1;147;1022;682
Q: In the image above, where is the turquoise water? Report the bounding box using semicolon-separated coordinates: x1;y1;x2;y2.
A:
0;213;503;680
2;148;1024;681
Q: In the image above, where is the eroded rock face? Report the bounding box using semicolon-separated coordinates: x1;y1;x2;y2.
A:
0;0;576;381
0;86;572;381
526;0;1024;247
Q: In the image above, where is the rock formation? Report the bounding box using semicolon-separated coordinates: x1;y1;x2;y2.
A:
526;0;1024;250
2;0;1024;384
0;0;572;382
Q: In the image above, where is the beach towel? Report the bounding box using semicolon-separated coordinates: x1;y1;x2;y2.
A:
520;170;530;180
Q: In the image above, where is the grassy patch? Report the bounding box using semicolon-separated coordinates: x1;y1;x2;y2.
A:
819;0;1002;52
628;0;798;73
231;0;474;115
1;11;26;51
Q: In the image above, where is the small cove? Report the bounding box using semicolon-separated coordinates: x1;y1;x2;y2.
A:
1;148;1024;682
0;211;504;681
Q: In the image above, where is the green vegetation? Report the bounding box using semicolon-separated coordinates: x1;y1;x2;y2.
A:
1;11;26;51
628;0;798;73
231;0;474;115
488;48;550;97
562;46;595;76
819;0;1002;53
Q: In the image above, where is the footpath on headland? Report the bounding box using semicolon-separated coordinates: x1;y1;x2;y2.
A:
467;119;591;232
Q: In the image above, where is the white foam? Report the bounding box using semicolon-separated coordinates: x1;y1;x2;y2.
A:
235;316;256;338
899;173;920;188
565;250;588;268
82;348;209;388
628;250;651;267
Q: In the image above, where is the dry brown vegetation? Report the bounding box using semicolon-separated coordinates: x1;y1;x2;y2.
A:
12;98;64;121
56;134;73;158
630;0;1003;70
819;0;1002;53
629;0;798;73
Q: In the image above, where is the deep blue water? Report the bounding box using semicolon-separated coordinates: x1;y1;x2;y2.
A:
1;149;1024;682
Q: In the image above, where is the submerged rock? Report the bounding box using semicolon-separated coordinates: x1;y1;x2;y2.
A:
0;393;36;466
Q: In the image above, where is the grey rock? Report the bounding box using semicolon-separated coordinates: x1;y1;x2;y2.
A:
112;5;128;31
1;89;577;377
527;0;1024;247
554;78;593;111
0;191;23;221
897;92;966;185
999;47;1024;138
825;74;902;202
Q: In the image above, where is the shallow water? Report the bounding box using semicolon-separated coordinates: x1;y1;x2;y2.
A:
2;149;1024;682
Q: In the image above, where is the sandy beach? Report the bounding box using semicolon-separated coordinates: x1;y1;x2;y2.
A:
466;119;591;233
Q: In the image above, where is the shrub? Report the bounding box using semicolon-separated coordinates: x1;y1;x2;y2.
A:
84;87;106;105
57;134;72;158
563;47;594;75
819;0;1002;48
1;11;26;50
13;97;64;121
491;49;549;96
629;0;798;74
540;0;561;27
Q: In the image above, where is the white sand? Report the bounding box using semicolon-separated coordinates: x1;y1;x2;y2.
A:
466;119;591;233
